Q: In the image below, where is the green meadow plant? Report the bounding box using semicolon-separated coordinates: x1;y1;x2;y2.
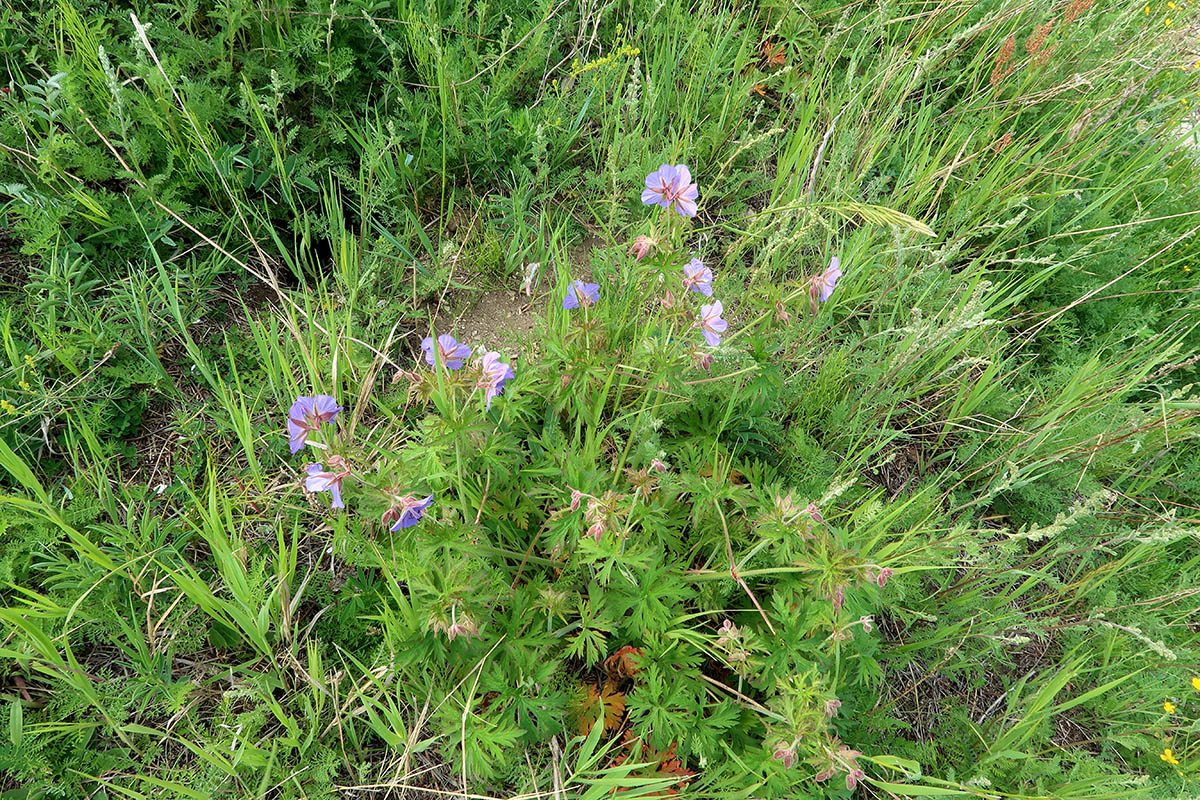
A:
1;0;1199;796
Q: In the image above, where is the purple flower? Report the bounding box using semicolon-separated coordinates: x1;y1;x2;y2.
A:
305;456;351;509
422;334;472;370
699;300;728;346
479;351;515;409
641;164;699;217
389;494;434;531
562;279;600;310
812;256;843;304
287;394;341;454
681;258;713;297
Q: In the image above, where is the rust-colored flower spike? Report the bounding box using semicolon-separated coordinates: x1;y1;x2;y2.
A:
1063;0;1095;26
990;35;1016;89
1025;20;1054;56
1033;45;1056;68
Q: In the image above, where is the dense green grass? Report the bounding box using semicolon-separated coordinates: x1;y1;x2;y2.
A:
1;0;1199;797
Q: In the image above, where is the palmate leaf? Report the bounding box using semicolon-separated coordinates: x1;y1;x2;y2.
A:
565;624;611;666
571;681;627;735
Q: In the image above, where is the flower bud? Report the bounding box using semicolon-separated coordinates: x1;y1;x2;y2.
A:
629;234;657;260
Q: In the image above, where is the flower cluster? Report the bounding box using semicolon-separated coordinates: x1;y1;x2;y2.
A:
286;332;518;530
286;391;437;532
640;164;733;349
1155;675;1200;773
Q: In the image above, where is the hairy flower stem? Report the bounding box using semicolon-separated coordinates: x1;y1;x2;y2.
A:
715;499;778;636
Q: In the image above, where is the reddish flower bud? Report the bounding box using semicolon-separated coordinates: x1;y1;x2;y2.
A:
774;300;791;324
629;235;657;261
831;584;846;613
772;747;796;770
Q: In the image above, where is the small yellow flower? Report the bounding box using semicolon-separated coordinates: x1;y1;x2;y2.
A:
0;400;15;415
1144;3;1150;11
1166;701;1178;713
1162;747;1181;766
23;354;35;369
17;381;30;391
1168;1;1176;7
1164;16;1172;25
1192;676;1200;690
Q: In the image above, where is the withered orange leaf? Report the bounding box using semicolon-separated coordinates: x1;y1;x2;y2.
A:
605;645;644;680
570;680;627;735
760;40;786;68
